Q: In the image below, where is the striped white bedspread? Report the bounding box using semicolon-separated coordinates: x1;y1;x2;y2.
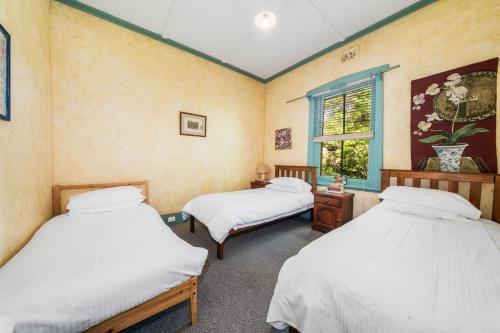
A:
182;188;314;243
0;204;207;333
267;202;500;333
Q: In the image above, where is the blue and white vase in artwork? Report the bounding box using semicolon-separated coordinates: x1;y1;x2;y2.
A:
432;143;468;172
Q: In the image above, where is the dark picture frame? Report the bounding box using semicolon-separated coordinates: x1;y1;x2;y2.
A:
180;112;206;137
0;24;10;121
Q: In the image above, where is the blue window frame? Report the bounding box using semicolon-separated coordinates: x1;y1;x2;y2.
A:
307;65;387;192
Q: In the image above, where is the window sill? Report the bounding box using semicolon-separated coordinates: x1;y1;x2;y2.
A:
316;180;380;193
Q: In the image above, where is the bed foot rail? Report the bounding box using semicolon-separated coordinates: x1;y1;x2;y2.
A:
190;216;195;233
217;243;224;260
84;277;198;333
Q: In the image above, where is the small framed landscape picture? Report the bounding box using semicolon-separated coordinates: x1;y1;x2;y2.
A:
0;24;11;121
180;112;206;137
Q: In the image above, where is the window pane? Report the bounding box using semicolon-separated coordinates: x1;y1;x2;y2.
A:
320;141;341;176
322;95;343;136
344;86;371;133
320;139;369;179
321;85;372;138
342;139;369;179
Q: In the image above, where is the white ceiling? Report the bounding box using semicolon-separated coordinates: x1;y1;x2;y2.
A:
77;0;421;80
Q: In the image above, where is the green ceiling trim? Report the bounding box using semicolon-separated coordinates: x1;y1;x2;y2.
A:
54;0;436;84
53;0;266;83
262;0;437;83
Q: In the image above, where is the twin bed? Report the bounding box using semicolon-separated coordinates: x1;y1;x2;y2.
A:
183;165;317;259
267;169;500;333
0;181;207;333
1;168;500;333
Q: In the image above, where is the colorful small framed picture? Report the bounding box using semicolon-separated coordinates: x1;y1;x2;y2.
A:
0;24;11;121
180;112;206;137
275;127;292;150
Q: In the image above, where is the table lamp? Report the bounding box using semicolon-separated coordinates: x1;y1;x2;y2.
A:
256;164;271;181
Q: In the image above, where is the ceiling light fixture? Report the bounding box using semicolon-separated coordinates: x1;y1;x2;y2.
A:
255;11;276;31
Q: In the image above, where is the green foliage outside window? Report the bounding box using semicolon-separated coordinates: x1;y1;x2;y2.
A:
320;86;371;179
321;140;369;179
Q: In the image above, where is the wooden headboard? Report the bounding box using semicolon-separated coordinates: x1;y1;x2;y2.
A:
381;169;500;222
52;181;149;217
275;165;317;192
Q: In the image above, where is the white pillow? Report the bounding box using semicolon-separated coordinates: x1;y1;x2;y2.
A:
265;183;306;193
68;199;144;215
269;177;312;193
378;186;481;220
378;200;475;223
67;186;145;214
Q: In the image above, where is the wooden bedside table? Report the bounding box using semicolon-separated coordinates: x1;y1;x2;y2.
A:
250;180;270;189
313;191;354;233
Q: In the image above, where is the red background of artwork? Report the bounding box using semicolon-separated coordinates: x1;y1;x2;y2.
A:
410;58;498;172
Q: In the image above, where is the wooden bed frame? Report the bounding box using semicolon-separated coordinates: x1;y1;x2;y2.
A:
381;169;500;222
52;181;199;333
190;165;317;260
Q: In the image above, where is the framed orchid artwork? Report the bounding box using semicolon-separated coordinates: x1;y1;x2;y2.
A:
0;24;10;121
275;128;292;150
410;58;497;173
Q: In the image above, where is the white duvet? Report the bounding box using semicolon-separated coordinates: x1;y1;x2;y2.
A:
267;202;500;333
182;188;314;243
0;204;208;333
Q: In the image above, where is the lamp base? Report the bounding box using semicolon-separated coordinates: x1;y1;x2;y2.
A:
259;174;268;181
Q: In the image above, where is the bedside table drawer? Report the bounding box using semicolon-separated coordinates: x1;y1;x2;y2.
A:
314;195;341;207
313;190;354;233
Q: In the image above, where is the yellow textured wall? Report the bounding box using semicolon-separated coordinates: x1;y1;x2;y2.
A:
50;2;265;214
264;0;500;217
2;0;497;267
0;0;53;265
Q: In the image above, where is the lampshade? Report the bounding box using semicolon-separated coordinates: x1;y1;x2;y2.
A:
255;11;276;31
256;164;271;174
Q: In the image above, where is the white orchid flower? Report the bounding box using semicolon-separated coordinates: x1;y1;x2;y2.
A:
446;85;468;105
453;86;468;97
445;73;462;86
444;78;461;87
413;93;425;106
447;73;461;81
425;112;442;122
425;83;441;96
417;121;432;132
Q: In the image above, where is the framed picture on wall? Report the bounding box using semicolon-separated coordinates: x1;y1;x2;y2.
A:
275;127;292;150
0;24;11;121
180;112;206;137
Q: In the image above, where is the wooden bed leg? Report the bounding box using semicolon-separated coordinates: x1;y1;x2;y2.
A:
217;243;224;260
310;208;314;222
190;216;195;233
190;277;198;325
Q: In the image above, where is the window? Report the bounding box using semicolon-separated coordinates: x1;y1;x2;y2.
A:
307;65;385;191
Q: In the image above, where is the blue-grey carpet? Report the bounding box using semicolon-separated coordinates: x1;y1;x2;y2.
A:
124;217;322;333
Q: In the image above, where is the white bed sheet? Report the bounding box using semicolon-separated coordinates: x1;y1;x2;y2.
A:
182;188;314;243
267;203;500;333
0;204;208;333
